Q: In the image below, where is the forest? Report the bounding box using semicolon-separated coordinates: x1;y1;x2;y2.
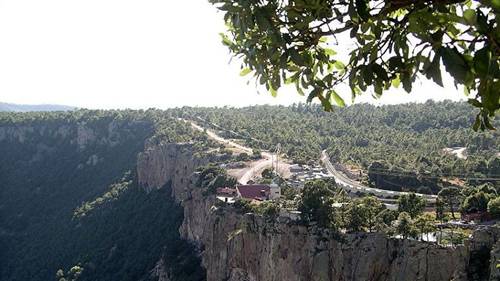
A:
0;110;207;281
171;101;499;194
0;103;498;280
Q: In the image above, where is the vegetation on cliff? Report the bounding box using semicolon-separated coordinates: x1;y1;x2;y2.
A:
0;110;206;281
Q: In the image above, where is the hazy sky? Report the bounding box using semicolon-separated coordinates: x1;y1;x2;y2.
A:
0;0;467;109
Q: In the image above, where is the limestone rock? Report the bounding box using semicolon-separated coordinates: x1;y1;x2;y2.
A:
139;143;500;281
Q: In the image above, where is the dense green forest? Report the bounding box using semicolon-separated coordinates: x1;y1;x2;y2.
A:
0;110;206;281
1;103;498;280
172;101;499;194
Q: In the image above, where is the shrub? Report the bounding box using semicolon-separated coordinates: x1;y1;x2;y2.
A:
488;197;500;219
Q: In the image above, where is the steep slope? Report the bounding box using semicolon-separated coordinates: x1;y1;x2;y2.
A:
2;108;499;281
137;141;500;281
0;110;205;281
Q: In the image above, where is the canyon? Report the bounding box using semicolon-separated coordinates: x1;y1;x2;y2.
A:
138;142;500;281
1;108;499;281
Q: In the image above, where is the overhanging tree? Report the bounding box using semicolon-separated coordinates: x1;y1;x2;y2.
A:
210;0;499;130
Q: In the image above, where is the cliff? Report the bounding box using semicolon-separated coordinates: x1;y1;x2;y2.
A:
137;141;207;194
179;194;473;281
137;143;500;281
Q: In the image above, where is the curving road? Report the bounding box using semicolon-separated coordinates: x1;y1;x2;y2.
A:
321;150;437;202
186;118;436;202
185;119;275;184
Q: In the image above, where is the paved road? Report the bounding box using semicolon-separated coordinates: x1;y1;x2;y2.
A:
189;121;254;155
187;119;436;203
238;156;274;185
321;150;437;202
185;119;274;184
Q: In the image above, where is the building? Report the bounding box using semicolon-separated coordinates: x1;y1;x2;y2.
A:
216;184;282;204
236;184;271;201
216;187;237;203
289;164;304;173
269;182;281;200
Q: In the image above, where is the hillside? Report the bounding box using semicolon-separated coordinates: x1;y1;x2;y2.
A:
172;101;499;194
0;110;207;281
0;102;76;112
1;104;499;281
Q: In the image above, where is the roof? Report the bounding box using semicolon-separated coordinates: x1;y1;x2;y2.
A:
216;187;237;196
236;185;270;201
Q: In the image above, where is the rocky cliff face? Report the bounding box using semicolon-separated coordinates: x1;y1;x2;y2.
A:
0;120;138;149
179;196;472;281
137;143;500;281
137;141;207;194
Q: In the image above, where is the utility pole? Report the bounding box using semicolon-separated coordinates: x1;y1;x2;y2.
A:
274;143;281;175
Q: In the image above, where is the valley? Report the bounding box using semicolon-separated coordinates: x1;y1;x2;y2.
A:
0;102;499;281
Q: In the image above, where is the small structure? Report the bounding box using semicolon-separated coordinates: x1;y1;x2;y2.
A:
286;162;332;189
269;182;281;200
236;184;270;201
289;164;304;173
216;187;237;204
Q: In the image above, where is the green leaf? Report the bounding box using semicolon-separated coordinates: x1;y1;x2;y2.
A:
388;57;404;71
324;48;337;56
492;0;500;11
295;79;305;96
269;84;278;97
472;114;481;131
464;86;470;96
334;61;345;70
255;9;270;30
307;88;322;103
484;115;496;130
290;49;306;66
476;10;489;33
362;66;374;85
402;73;412;93
322;93;333;111
480;80;500;112
425;54;443;87
440;47;469;84
372;64;389;81
392;75;401;88
220;33;233;47
239;68;252;77
319;37;328;43
468;98;482;108
329;90;346;107
373;80;383;97
356;0;369;21
463;9;476;24
473;46;491;79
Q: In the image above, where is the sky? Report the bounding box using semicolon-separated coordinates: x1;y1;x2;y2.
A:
0;0;467;109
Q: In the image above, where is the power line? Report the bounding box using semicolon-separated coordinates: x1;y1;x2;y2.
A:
366;167;500;177
367;170;500;181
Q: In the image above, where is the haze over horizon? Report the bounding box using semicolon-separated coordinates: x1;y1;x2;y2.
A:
0;0;467;110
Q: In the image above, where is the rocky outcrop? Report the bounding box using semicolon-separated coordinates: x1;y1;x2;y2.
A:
179;197;473;281
468;226;500;280
137;143;500;281
137;141;206;194
0;120;133;149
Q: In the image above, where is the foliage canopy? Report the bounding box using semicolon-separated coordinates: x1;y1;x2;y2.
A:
210;0;500;129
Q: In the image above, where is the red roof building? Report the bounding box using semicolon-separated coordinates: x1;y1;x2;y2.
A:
236;185;271;201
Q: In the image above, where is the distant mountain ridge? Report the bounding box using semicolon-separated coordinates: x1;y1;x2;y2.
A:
0;102;76;112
